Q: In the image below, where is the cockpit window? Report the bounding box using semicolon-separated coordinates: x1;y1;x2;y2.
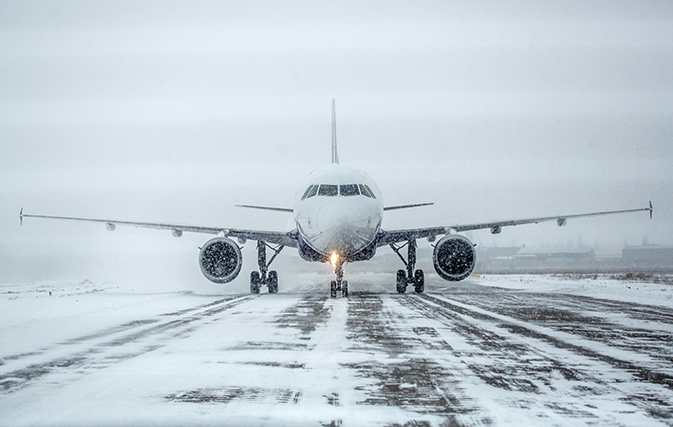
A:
306;184;319;198
301;185;314;200
301;184;319;200
340;184;360;196
358;184;371;198
318;184;338;196
364;185;376;199
310;184;373;198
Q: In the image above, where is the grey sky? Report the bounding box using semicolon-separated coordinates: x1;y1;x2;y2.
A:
1;1;672;282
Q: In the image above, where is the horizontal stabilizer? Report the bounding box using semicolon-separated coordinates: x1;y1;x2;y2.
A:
236;204;293;213
383;202;434;211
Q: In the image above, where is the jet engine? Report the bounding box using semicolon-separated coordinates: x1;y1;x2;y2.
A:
198;237;242;284
433;234;476;281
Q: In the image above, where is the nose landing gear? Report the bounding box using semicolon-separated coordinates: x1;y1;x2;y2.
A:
330;258;348;298
391;239;425;294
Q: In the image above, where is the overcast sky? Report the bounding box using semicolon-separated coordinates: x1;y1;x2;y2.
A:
1;1;671;282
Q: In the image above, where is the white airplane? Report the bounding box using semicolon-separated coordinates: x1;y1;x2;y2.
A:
21;100;653;297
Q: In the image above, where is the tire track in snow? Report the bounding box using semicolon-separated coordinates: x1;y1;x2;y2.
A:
342;293;484;426
437;291;673;371
163;294;337;425
0;294;246;366
0;294;252;394
406;293;673;424
422;293;673;390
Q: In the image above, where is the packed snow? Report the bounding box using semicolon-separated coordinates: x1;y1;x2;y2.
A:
1;273;672;426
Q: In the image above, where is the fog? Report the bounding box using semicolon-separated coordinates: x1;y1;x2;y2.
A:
1;1;671;284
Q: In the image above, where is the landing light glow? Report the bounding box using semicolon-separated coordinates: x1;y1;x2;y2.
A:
330;252;338;265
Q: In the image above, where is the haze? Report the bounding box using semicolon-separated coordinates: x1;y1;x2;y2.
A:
1;1;671;284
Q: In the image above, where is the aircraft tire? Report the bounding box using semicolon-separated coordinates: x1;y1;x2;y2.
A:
342;280;348;297
330;281;338;298
396;270;407;294
414;269;425;294
268;270;278;294
250;271;261;294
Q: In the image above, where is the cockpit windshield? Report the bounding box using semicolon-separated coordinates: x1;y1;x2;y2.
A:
340;184;360;196
302;184;318;200
318;184;338;197
301;185;313;200
302;183;375;199
359;184;376;199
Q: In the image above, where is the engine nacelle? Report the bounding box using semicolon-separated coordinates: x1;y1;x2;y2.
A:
198;237;242;284
433;234;476;282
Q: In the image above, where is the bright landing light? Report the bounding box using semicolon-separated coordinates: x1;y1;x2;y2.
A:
330;252;338;265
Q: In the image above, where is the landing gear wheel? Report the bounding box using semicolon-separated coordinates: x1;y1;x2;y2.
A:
330;280;337;298
414;269;425;293
250;271;261;294
268;270;278;294
341;280;349;297
396;270;407;294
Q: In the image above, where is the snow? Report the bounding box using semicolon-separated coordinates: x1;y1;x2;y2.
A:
474;273;673;309
1;273;672;426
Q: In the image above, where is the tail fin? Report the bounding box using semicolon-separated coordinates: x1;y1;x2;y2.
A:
331;99;339;164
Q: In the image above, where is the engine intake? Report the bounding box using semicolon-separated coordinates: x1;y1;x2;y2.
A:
433;235;476;281
199;237;242;284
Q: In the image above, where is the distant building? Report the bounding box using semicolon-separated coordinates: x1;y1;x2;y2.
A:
476;244;673;273
478;247;522;260
622;245;673;266
514;247;596;262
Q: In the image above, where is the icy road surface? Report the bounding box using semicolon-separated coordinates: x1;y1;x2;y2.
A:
1;274;673;426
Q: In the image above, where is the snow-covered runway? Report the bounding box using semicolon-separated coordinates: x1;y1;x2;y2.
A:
1;275;673;426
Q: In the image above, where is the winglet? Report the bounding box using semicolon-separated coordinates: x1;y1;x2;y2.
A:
19;207;23;225
649;201;653;219
331;99;339;164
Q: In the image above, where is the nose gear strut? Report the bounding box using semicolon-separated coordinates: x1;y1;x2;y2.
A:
330;258;349;298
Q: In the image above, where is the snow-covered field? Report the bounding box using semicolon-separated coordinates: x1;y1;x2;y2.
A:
1;273;672;426
471;273;673;309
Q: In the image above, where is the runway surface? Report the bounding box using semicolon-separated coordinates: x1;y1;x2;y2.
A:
1;275;673;426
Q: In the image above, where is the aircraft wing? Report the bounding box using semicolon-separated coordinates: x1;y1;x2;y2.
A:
377;203;653;246
19;210;298;248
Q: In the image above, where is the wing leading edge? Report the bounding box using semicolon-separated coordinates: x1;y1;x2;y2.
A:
19;210;298;247
377;202;653;246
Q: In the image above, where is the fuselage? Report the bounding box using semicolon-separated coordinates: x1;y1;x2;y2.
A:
293;164;383;262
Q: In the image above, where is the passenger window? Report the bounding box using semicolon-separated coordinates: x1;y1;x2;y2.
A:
364;185;376;199
340;184;360;196
318;184;338;196
305;184;318;199
359;184;371;198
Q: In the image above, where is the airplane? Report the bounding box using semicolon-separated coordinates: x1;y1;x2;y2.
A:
20;100;653;297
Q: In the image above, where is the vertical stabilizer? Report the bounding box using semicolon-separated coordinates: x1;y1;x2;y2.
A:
332;99;339;164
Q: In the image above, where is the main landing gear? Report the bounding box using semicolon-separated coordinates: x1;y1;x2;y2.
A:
390;239;425;294
330;258;349;298
250;241;285;294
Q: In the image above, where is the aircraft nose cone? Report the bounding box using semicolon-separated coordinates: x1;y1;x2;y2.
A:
316;203;373;254
316;202;362;230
